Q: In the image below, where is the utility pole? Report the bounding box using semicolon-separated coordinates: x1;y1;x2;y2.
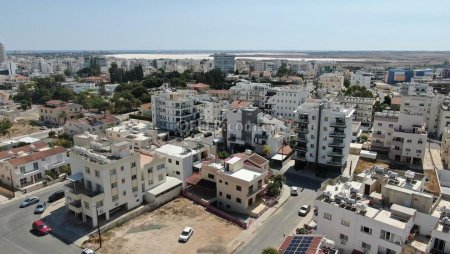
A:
9;169;15;198
96;207;102;248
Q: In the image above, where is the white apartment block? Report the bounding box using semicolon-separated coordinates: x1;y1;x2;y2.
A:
154;141;210;187
264;85;310;120
399;83;443;135
200;154;269;216
229;81;272;109
336;96;376;130
225;107;288;157
293;101;354;171
0;43;6;66
441;127;450;169
106;119;167;151
201;97;228;126
66;138;182;227
371;111;427;165
213;53;235;73
64;114;120;136
151;90;202;137
437;98;450;138
350;71;373;89
61;82;97;94
313;166;447;254
319;73;345;92
0;142;68;191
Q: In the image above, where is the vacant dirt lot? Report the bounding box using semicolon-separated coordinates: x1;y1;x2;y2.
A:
93;198;242;254
354;158;390;175
9;120;41;137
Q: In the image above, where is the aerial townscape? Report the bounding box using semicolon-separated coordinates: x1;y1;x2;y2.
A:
1;1;450;254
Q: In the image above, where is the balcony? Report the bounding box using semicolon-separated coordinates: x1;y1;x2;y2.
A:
327;160;342;166
296;117;309;124
66;182;105;204
372;133;385;139
294;145;307;152
328;150;344;157
329;132;346;138
248;184;266;197
330;121;346;127
67;200;82;214
329;141;344;147
298;128;308;134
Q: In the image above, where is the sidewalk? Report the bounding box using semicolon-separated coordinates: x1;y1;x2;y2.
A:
228;184;291;253
0;181;67;206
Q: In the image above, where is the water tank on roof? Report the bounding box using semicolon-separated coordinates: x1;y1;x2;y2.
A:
322;239;335;249
245;149;252;155
405;170;415;180
355;202;367;212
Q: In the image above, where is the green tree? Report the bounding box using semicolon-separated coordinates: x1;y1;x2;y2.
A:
267;174;285;197
0;119;13;136
64;68;72;77
59;111;68;124
383;95;391;105
48;131;56;138
262;144;271;157
340;85;373;98
262;247;278;254
344;78;351;88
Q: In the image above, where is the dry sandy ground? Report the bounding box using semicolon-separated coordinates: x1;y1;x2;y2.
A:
8;120;41;138
354;158;390;175
93;198;242;254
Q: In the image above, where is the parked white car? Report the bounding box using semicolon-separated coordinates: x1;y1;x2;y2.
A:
291;186;298;196
179;227;193;242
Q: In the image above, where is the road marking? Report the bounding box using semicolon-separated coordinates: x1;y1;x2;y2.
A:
0;236;33;254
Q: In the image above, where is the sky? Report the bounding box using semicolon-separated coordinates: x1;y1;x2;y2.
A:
1;0;450;51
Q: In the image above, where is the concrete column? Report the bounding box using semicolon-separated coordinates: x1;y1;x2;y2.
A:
82;213;86;223
92;212;98;228
105;211;110;221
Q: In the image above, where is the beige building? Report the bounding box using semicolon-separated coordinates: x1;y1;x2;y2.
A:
39;100;83;126
64;114;120;136
200;153;269;216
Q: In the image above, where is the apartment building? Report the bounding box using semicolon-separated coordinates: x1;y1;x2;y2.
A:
319;73;345;92
154;141;210;186
213;53;235;73
199;152;269;216
0;142;68;191
151;90;202;137
399;83;443;135
313;166;448;254
437;98;450;138
225;107;289;157
64;114;120;136
350;71;373;89
264;85;310;120
201;97;228;126
336;96;376;130
105;119;167;150
208;90;231;100
441;127;450;169
371;111;427;165
385;68;414;84
61;82;97;94
229;81;272;109
39;100;83;126
293;101;354;172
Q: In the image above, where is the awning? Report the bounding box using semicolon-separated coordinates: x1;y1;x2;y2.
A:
271;154;286;161
68;172;83;182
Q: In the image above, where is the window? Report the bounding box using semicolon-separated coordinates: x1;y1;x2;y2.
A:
131;162;136;168
324;127;327;131
236;185;242;191
85;166;90;174
132;175;137;180
168;159;172;163
110;169;116;176
341;219;350;227
96;200;103;207
176;161;179;165
418;140;423;144
122;178;125;184
219;180;222;183
176;171;180;175
310;144;314;148
157;164;164;170
324;117;328;121
225;181;228;185
158;174;164;181
339;234;348;244
378;123;382;127
324;212;332;220
360;226;372;235
95;170;100;177
407;139;412;143
219;191;222;196
20;166;25;174
20;178;27;185
312;116;316;120
121;166;124;171
111;182;117;188
123;190;126;196
386;249;396;254
416;150;422;153
112;195;118;201
236;198;241;203
84;201;89;209
208;174;215;179
226;194;231;200
148;167;153;173
132;187;138;192
33;162;38;170
361;242;371;251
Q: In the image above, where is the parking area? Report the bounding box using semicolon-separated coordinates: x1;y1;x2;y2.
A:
88;197;242;254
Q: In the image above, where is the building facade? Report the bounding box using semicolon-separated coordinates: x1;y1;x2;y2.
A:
213;53;236;73
336;96;376;130
39;100;83;126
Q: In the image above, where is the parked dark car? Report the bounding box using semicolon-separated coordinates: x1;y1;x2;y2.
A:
48;190;65;202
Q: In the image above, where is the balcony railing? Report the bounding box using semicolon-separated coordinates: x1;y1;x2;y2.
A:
330;121;346;127
328;151;344;157
296;118;309;124
329;132;346;138
329;141;344;147
298;128;308;134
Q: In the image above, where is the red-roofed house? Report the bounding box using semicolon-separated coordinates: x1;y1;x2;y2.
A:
64;114;120;136
0;142;68;191
39;100;84;126
188;83;210;93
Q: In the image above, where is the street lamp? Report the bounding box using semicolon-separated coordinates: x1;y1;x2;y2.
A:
95;206;102;248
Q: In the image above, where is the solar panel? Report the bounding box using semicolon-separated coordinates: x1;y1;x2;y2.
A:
282;235;318;254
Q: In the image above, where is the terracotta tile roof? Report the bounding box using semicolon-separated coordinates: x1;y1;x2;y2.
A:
140;103;152;110
278;145;293;156
0;142;48;160
188;83;210;89
6;146;66;167
246;153;268;167
391;96;402;105
230;100;252;109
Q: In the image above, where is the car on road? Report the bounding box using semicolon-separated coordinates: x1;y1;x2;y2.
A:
32;220;51;235
81;248;96;254
48;190;65;202
34;202;47;214
20;196;40;207
291;186;298;196
179;227;193;242
298;205;311;216
39;126;48;130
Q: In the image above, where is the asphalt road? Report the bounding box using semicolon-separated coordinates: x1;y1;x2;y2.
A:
236;171;322;254
0;184;81;254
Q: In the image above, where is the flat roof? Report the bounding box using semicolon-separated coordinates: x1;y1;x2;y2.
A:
148;177;182;196
155;144;194;158
230;168;261;182
374;209;408;229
